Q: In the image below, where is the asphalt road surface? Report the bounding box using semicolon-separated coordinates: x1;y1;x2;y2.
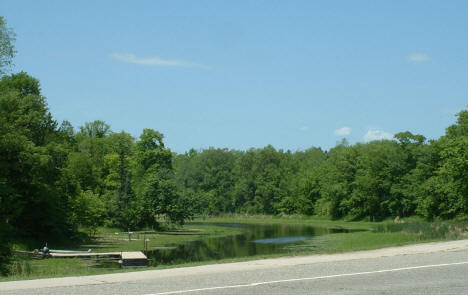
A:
3;240;468;295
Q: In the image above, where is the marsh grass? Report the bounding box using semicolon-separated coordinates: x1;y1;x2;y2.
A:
374;220;468;240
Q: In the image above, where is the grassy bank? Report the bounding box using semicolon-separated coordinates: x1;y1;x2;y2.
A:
3;216;468;282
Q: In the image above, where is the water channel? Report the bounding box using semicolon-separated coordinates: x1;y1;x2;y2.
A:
145;223;358;266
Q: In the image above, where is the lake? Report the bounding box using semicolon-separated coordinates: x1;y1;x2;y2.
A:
145;223;356;266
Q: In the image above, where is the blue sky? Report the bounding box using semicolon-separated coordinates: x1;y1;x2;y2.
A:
2;1;467;153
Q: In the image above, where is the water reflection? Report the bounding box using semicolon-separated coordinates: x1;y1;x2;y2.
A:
253;236;310;244
146;223;353;266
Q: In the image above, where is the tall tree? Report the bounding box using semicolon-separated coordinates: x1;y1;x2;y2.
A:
0;17;16;274
132;129;188;227
103;131;135;226
0;16;16;76
0;73;71;241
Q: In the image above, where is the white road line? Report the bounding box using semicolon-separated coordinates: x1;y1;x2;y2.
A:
144;261;468;295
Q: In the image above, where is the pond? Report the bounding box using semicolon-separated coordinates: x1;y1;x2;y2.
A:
145;223;358;266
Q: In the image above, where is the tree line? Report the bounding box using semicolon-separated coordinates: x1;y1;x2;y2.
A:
173;116;467;221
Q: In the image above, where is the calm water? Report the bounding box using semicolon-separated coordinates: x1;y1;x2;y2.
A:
145;223;354;266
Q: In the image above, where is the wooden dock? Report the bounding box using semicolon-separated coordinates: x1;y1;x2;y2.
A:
49;251;148;266
121;251;148;266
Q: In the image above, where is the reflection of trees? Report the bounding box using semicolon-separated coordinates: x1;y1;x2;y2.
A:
147;224;342;266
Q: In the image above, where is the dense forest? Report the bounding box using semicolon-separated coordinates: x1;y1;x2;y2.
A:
1;16;467;275
175;120;468;221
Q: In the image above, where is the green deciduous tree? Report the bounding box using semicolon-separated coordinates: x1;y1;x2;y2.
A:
418;110;468;219
0;73;72;242
72;190;106;236
132;129;188;227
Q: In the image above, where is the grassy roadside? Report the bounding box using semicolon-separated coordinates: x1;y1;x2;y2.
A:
2;216;468;282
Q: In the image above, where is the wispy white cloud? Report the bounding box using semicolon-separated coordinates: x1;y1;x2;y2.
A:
363;128;394;142
334;126;352;136
110;53;212;69
407;53;431;63
299;126;310;132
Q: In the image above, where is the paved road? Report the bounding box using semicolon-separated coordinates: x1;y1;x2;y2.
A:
3;240;468;295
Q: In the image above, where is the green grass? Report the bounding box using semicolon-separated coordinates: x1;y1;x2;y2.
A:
3;216;468;282
295;231;426;253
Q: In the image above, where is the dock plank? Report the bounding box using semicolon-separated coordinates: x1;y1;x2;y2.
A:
121;251;147;260
121;251;148;266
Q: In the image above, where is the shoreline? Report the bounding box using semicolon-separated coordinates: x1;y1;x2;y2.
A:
2;238;468;291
